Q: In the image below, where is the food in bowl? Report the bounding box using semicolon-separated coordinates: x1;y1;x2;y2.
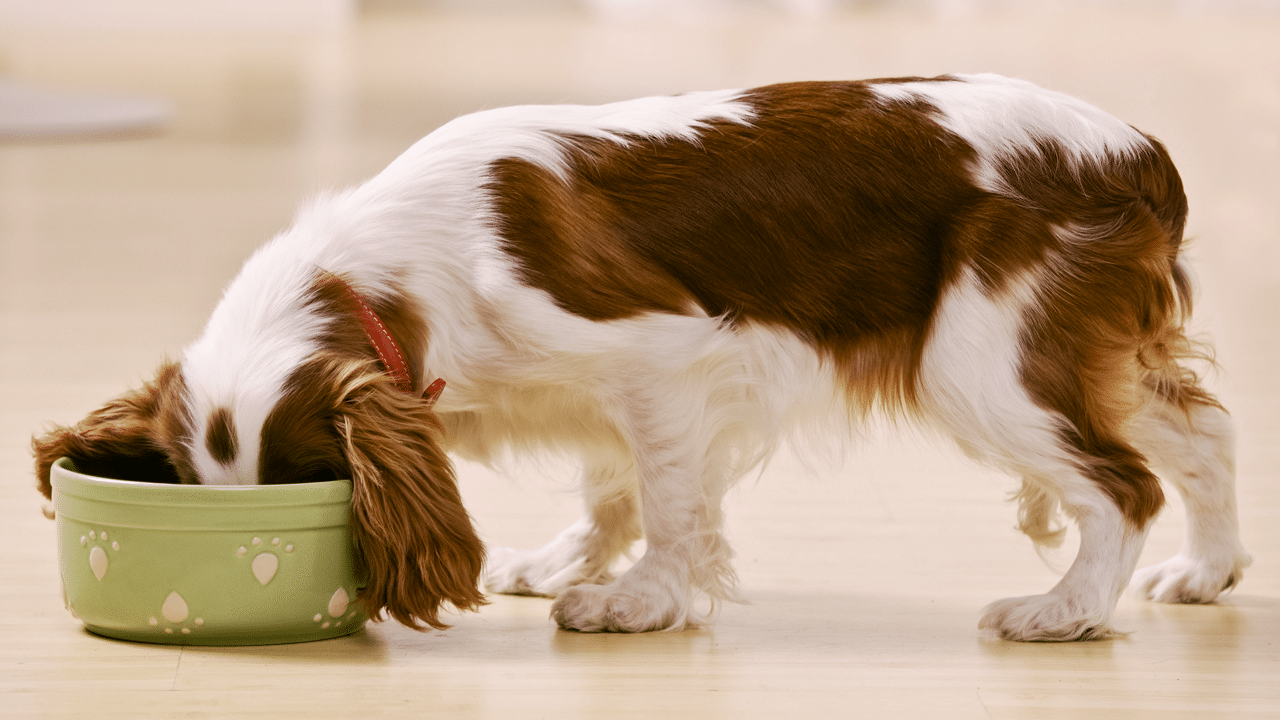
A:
51;457;367;645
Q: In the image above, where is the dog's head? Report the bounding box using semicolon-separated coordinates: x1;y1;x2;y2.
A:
32;270;485;630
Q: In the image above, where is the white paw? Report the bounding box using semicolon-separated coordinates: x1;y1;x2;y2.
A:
550;582;684;633
484;546;605;598
979;593;1114;642
1131;552;1250;604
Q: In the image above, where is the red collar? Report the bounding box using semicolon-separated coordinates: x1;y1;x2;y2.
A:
331;275;445;406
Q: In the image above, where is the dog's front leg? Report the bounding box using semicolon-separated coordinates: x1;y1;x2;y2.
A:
550;394;738;633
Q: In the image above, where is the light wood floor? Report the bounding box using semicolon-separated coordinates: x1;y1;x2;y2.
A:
3;4;1278;718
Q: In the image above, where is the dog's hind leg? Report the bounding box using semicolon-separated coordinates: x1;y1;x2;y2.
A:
922;268;1157;641
485;457;642;597
978;473;1153;641
1129;390;1251;603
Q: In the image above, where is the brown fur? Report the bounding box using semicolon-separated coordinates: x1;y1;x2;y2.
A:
258;356;349;485
338;362;487;630
32;361;195;503
204;407;238;466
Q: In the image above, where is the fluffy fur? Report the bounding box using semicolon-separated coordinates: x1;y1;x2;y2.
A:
34;74;1250;640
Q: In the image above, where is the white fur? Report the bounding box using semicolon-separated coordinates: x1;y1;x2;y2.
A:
917;267;1066;472
182;249;328;485
871;73;1148;194
1129;399;1252;602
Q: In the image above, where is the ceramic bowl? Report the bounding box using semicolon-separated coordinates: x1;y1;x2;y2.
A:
51;457;367;645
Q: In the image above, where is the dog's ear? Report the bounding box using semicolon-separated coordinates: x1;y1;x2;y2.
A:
338;375;486;630
32;361;192;505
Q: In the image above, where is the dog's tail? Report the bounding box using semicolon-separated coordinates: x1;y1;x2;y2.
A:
1132;134;1221;413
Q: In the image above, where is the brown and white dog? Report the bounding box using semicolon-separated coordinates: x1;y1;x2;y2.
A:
34;74;1250;641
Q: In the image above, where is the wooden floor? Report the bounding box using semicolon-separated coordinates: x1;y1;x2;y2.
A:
3;4;1279;718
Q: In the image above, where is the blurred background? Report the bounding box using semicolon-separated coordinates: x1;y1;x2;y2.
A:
3;0;1277;369
2;2;1278;717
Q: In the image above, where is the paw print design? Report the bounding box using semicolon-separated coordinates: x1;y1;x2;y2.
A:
313;587;359;629
148;591;204;635
80;529;120;581
236;536;294;585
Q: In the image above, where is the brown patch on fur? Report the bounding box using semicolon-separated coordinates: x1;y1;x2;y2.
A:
309;270;430;393
32;361;196;501
258;357;348;485
487;157;696;319
488;79;988;414
260;354;485;629
204;407;238;465
999;138;1192;529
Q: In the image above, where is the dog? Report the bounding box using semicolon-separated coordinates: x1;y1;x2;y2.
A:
34;73;1251;641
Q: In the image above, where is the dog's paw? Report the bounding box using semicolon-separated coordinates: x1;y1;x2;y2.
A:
484;546;607;598
550;582;684;633
979;593;1114;642
1131;552;1251;604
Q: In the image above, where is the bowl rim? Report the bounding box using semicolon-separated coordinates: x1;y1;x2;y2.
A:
52;456;354;509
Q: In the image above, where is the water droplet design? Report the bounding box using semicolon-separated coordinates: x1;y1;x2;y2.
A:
252;552;279;585
149;617;158;626
162;592;189;623
111;541;120;551
328;587;350;618
89;546;108;581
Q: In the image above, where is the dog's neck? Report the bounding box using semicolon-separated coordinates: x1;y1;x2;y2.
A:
331;275;415;392
330;274;444;405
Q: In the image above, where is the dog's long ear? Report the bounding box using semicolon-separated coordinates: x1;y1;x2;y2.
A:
32;361;192;504
338;373;486;630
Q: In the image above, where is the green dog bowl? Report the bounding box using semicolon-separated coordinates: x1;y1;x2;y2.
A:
51;458;367;645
